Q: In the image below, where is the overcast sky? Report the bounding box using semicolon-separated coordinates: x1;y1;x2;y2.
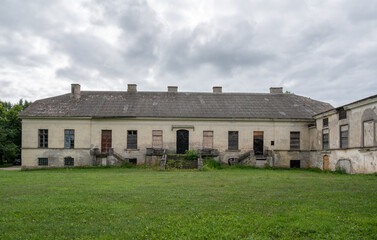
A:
1;0;376;107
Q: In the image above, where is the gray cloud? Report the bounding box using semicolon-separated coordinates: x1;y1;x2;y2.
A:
0;0;377;107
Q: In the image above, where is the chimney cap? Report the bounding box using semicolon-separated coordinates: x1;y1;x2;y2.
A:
213;86;222;93
168;86;178;92
270;87;283;94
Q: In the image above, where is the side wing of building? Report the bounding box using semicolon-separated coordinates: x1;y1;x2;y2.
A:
311;95;377;173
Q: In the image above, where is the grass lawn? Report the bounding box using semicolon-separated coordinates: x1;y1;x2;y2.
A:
0;168;376;239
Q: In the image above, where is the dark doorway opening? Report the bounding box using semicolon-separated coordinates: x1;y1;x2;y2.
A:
176;130;189;154
101;130;112;153
290;160;301;168
253;131;264;155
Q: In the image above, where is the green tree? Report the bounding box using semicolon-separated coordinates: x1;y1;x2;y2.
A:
0;100;31;165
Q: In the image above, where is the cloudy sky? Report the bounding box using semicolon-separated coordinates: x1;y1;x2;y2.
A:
1;0;376;107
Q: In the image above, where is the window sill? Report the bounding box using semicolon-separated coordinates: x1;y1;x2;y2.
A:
226;149;240;152
125;149;140;151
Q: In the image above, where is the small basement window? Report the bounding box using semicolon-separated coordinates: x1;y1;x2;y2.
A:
38;158;48;166
290;160;300;168
129;158;137;164
64;157;74;166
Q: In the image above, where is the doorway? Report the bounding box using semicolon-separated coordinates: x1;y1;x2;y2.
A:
323;155;329;171
253;131;264;155
176;130;189;154
101;130;112;153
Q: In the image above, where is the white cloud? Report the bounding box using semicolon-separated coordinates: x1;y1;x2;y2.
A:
0;0;377;107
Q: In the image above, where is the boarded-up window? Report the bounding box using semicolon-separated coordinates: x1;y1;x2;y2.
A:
228;131;238;150
323;118;328;128
152;130;163;149
127;130;137;149
323;129;329;150
340;125;348;149
363;121;374;147
203;131;214;149
290;132;300;150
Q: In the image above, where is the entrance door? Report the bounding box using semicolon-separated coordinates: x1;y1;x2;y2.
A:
176;130;189;154
101;130;112;153
253;131;264;155
323;155;329;171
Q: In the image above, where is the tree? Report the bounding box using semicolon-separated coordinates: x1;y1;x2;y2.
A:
0;100;31;164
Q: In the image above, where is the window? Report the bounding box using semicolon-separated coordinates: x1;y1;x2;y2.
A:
363;121;374;147
290;160;300;168
322;129;329;150
323;118;328;128
338;108;347;120
38;129;48;148
340;125;348;149
64;130;75;148
64;157;74;166
203;131;214;149
129;158;137;164
228;131;238;150
290;132;300;150
152;130;163;149
38;158;48;166
127;130;137;149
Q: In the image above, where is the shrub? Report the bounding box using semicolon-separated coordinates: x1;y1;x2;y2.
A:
335;166;347;174
203;158;222;169
185;150;199;160
307;167;323;173
121;162;135;168
264;164;277;170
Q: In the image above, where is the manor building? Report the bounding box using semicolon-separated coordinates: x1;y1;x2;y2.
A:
18;84;377;173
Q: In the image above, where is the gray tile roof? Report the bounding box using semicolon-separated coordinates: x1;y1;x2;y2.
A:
19;91;333;119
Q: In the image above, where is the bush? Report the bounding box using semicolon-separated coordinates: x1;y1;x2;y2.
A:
185;150;199;160
335;166;347;174
307;167;323;173
121;162;135;168
203;158;222;169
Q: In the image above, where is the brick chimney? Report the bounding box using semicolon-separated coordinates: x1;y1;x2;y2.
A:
128;84;137;92
168;86;178;92
213;86;222;93
270;87;283;93
71;84;81;99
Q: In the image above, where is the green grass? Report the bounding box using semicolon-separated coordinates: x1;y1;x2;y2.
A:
0;168;376;239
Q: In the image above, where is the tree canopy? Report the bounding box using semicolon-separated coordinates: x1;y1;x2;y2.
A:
0;99;32;164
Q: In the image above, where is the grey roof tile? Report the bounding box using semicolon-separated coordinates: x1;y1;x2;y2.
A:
18;91;333;119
